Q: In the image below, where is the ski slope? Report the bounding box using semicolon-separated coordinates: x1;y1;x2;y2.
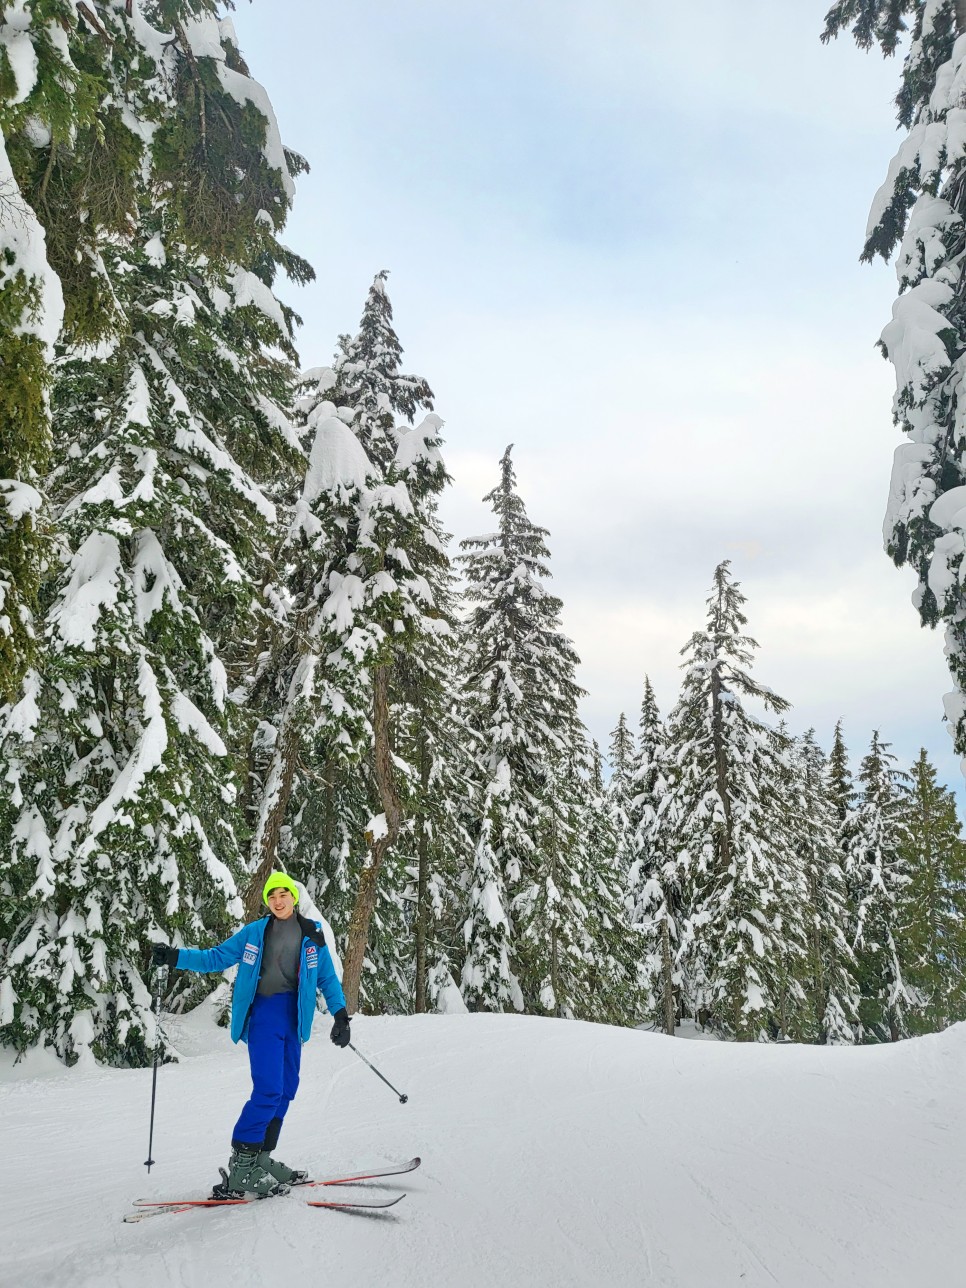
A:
2;1009;964;1287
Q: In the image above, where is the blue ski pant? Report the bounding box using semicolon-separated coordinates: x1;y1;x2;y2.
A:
231;991;302;1147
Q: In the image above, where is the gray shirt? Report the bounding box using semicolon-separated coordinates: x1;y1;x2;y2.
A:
256;915;302;996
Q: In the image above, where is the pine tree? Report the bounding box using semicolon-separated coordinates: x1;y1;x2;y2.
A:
266;276;448;1013
392;570;474;1014
564;730;641;1025
585;741;617;883
605;712;637;880
0;10;306;1063
663;562;808;1040
898;748;966;1033
828;718;857;854
0;1;138;698
848;731;910;1042
626;676;678;1035
822;3;966;764
792;730;859;1044
459;446;586;1013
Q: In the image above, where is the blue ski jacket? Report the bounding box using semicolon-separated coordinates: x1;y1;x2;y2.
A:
176;916;346;1044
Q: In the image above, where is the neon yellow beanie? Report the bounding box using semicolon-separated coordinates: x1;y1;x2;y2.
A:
262;872;300;905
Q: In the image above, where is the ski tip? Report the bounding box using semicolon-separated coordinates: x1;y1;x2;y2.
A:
306;1194;406;1211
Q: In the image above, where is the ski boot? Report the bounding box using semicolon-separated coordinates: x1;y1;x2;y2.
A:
257;1150;309;1185
258;1115;309;1185
213;1144;289;1198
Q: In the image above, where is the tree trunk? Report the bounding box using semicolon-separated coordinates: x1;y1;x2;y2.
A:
341;662;403;1012
957;0;966;35
243;713;301;921
414;729;430;1014
661;917;676;1036
243;652;316;920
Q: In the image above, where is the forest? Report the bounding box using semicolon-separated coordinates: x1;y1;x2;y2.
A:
2;1;966;1068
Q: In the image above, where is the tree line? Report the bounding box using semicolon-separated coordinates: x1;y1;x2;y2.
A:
1;3;964;1065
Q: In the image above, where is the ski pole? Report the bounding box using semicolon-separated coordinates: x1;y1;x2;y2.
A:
348;1042;408;1103
144;965;167;1171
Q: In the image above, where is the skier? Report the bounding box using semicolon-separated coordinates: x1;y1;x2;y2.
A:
151;872;350;1196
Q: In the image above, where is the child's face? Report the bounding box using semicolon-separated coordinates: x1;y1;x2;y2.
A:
268;889;296;920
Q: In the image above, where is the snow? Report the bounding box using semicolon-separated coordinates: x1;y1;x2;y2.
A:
231;266;289;337
929;484;966;531
366;812;388;842
84;652;168;842
0;478;42;521
143;235;166;268
305;414;373;499
880;277;954;406
132;531;181;624
5;1014;966;1286
255;393;303;453
50;533;124;651
0;2;38;106
177;13;295;203
0;130;63;351
170;691;227;758
395;414;444;474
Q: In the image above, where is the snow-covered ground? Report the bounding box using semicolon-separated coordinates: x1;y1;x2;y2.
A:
2;1009;964;1287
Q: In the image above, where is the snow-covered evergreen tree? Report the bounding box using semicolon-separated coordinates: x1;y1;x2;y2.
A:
822;2;966;772
898;747;966;1033
605;712;637;880
663;562;808;1040
459;446;586;1013
847;731;910;1042
562;730;641;1025
792;730;859;1044
626;676;678;1034
270;275;449;1013
392;570;474;1014
0;0;80;698
0;10;305;1063
828;718;858;857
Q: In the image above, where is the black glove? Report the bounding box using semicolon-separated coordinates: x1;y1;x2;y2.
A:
330;1007;351;1048
151;942;179;969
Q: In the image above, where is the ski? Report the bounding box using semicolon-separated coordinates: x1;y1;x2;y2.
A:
123;1198;253;1224
126;1157;420;1222
306;1194;405;1211
298;1156;421;1188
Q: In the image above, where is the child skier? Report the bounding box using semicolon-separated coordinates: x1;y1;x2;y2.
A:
151;872;350;1196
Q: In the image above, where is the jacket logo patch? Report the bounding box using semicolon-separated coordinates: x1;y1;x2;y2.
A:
242;942;258;965
305;945;318;968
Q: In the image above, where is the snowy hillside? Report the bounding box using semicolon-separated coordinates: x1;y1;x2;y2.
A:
3;1012;964;1288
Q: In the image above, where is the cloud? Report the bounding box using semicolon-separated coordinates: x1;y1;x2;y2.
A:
435;304;958;793
227;1;963;800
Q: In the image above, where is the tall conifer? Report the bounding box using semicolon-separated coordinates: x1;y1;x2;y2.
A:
460;446;585;1012
899;748;966;1032
269;277;447;1013
0;9;305;1063
792;730;859;1043
663;563;807;1040
848;731;910;1041
822;2;966;763
606;713;637;879
626;677;678;1034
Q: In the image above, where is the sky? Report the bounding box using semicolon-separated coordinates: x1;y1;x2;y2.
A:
228;0;961;796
